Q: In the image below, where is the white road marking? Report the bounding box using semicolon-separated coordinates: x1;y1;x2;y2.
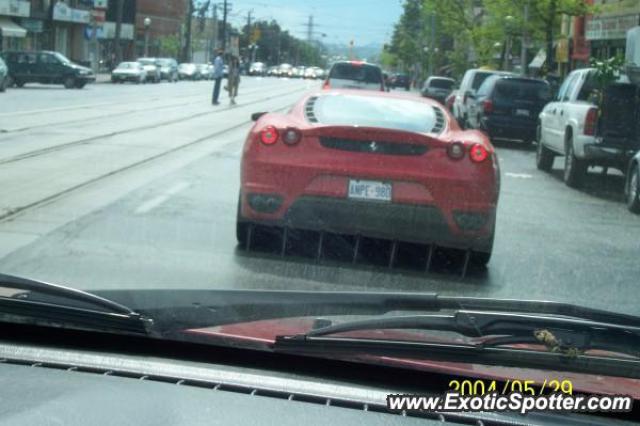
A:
134;181;190;214
505;172;533;179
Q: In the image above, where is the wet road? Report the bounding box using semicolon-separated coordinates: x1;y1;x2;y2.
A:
0;78;638;315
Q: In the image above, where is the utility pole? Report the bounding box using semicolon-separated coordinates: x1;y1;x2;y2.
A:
521;0;529;76
182;0;194;62
211;4;218;52
306;15;314;43
221;0;230;50
114;0;124;64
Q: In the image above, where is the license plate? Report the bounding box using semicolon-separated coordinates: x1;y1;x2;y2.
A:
348;180;392;202
515;109;530;116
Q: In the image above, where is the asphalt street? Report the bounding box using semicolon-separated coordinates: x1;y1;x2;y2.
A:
0;78;638;315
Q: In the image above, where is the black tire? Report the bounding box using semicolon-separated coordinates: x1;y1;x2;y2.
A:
627;164;640;214
236;196;249;247
471;251;492;267
563;137;587;188
536;126;554;172
64;77;75;89
0;76;7;92
14;78;25;88
74;81;86;89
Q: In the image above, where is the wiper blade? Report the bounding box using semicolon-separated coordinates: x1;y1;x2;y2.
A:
274;311;640;379
0;274;152;336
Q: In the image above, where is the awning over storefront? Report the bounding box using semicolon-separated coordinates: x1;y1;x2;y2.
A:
0;17;27;38
529;49;546;69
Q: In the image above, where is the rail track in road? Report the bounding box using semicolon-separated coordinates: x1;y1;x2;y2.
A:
0;80;308;134
0;89;303;224
0;84;309;166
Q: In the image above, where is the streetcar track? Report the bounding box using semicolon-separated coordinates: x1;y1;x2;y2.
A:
0;82;298;134
0;102;292;223
0;85;308;166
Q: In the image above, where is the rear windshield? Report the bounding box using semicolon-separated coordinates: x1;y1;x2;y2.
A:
118;62;137;68
312;93;439;134
330;63;383;84
494;79;552;102
430;79;454;89
471;72;494;90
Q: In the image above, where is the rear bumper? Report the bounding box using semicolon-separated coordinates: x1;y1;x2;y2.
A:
111;75;140;81
240;195;495;252
583;143;635;167
482;116;536;141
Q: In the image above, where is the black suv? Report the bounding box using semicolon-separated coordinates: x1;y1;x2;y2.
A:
0;50;95;89
467;75;552;145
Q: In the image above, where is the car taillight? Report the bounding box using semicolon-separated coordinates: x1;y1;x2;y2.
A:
260;126;279;145
483;99;493;114
322;80;330;89
469;143;489;163
584;107;598;136
447;142;466;160
282;127;301;145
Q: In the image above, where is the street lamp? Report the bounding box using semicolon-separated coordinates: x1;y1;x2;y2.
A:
504;15;516;71
143;17;151;57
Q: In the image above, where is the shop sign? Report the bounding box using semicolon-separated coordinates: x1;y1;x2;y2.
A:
586;14;640;40
54;2;91;23
0;0;30;17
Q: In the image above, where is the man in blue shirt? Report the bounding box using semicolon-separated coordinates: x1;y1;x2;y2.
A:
212;49;225;105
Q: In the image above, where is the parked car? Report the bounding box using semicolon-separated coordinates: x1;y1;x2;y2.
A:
626;150;640;213
467;75;552;145
0;50;94;89
421;76;456;104
157;58;178;82
452;68;512;128
278;63;293;78
304;66;321;79
111;62;147;84
0;56;8;92
323;61;385;91
536;68;640;188
249;62;266;76
178;63;198;80
137;58;161;83
292;66;306;78
266;66;278;77
389;73;411;90
239;90;499;265
196;64;212;80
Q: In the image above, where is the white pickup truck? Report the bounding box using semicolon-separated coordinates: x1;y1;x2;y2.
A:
536;68;640;188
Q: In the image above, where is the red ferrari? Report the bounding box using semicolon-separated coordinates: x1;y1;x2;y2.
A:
238;89;500;266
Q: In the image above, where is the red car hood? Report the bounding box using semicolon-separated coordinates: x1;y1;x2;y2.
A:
185;317;640;399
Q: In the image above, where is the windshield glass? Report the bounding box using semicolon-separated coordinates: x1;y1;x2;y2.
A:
1;0;639;403
430;79;454;89
53;52;71;64
313;93;439;133
494;79;552;102
330;63;382;83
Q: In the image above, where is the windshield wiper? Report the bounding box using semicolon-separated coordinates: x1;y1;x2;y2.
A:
274;310;640;379
0;274;152;336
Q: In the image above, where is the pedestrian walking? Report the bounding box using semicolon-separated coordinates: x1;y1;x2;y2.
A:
227;56;241;105
211;49;224;105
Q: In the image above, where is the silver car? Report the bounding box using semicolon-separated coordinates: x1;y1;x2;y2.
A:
111;62;147;84
137;58;161;83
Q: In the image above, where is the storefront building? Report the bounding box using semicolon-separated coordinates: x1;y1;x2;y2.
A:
0;0;30;51
586;0;640;59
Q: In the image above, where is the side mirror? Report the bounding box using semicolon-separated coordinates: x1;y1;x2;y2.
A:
251;112;267;121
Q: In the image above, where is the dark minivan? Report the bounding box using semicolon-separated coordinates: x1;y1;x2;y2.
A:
0;50;95;89
467;75;552;145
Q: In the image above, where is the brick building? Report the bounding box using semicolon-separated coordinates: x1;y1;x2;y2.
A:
135;0;187;57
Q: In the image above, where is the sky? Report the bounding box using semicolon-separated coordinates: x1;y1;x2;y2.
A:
224;0;404;47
